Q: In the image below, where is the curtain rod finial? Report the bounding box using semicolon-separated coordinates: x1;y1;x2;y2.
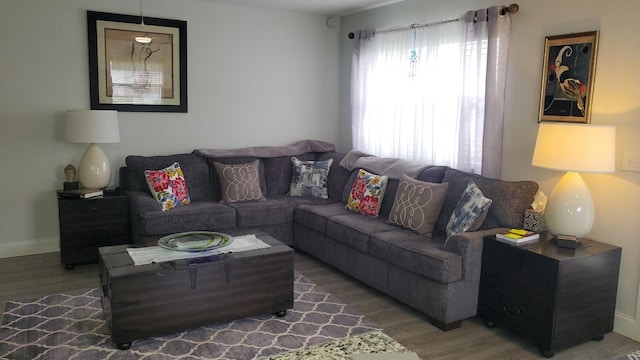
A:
348;32;355;39
500;3;519;15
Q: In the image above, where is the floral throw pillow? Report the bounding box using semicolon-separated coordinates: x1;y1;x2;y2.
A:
446;181;492;237
145;162;191;211
346;169;388;217
289;157;333;199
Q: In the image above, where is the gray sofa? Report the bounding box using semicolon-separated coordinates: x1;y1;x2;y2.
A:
119;140;538;330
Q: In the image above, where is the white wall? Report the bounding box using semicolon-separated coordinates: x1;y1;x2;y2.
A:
340;0;640;341
0;0;340;256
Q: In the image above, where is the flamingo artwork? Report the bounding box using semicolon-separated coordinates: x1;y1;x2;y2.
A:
549;45;588;116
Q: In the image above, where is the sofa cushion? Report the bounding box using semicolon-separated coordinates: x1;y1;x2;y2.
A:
326;214;397;253
446;181;492;237
378;178;400;217
342;171;359;204
263;153;317;196
134;201;236;236
144;162;191;211
126;153;214;201
316;152;350;201
225;199;290;227
345;169;389;217
369;231;462;283
415;165;448;183
213;160;266;203
435;168;539;234
289;157;333;199
388;175;448;235
294;202;353;234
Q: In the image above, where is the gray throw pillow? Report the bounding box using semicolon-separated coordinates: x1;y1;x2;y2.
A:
213;160;266;203
388;175;449;235
289;157;333;198
446;181;492;237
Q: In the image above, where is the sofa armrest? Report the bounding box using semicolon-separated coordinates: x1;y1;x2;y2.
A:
443;228;506;281
444;228;501;253
125;191;161;245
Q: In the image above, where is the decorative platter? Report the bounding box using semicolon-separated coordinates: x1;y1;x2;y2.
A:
158;231;233;252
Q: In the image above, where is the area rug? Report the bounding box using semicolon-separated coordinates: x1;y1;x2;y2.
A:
0;273;411;360
615;350;640;360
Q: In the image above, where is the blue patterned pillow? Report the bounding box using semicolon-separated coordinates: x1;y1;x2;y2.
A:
289;157;333;198
446;181;492;237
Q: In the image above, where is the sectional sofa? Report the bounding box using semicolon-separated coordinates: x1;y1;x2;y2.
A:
119;140;539;330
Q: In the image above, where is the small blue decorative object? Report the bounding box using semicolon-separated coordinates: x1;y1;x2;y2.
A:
409;29;419;77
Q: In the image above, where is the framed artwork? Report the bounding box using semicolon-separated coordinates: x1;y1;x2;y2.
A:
87;11;187;112
538;31;599;123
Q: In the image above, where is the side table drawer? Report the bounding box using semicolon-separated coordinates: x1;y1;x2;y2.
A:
59;197;129;230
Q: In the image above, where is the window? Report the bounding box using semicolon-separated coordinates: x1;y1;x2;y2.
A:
351;9;510;177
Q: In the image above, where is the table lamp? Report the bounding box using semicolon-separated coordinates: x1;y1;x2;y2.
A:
531;123;615;242
65;110;120;189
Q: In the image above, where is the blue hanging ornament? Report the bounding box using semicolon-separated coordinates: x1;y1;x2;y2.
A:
409;28;419;78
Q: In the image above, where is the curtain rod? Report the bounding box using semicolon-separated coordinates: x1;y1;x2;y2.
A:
347;3;519;39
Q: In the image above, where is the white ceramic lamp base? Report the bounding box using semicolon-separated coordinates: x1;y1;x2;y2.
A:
78;143;111;189
544;171;594;238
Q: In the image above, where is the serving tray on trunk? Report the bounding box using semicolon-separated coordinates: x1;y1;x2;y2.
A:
157;231;232;252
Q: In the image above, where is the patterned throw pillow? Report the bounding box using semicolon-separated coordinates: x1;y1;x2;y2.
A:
346;169;388;217
213;160;266;203
446;181;492;237
289;157;333;198
388;175;449;235
145;162;191;211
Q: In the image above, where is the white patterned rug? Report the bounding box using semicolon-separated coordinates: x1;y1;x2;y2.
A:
0;273;412;359
615;350;640;360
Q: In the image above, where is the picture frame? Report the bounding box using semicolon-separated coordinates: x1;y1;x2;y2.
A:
87;11;187;113
538;31;599;123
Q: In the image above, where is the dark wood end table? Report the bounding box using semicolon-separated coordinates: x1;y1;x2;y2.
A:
478;234;621;358
57;190;130;269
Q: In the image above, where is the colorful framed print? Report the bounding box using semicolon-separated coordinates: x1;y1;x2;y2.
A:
87;11;187;112
538;31;599;123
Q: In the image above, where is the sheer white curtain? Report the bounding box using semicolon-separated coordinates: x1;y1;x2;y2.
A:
351;6;510;177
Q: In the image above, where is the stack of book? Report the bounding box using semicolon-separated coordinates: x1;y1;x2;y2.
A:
495;229;540;245
58;189;104;199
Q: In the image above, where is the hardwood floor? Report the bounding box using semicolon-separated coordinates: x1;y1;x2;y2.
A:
1;250;638;359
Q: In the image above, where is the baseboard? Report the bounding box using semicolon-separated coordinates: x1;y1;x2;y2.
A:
614;310;640;341
0;238;59;259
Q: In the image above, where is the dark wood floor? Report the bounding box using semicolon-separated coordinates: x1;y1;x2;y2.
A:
1;251;638;359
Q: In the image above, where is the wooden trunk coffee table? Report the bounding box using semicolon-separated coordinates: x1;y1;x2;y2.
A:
98;232;294;349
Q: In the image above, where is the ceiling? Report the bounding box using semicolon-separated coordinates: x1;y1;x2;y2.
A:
210;0;401;16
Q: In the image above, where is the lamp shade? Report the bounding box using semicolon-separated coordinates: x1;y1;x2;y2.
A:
65;110;120;143
531;123;616;238
532;123;615;173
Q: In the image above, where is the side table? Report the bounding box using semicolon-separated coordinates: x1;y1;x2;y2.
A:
478;234;621;358
57;190;130;269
